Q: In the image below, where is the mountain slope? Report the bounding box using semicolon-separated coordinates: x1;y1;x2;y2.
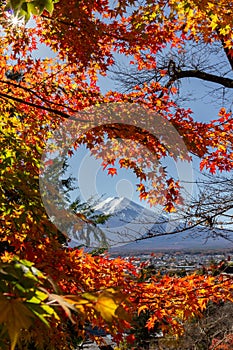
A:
93;197;233;251
94;196;167;229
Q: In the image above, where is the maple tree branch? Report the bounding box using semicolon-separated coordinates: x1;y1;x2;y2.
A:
0;79;84;114
169;65;233;89
118;214;230;244
0;91;88;122
144;222;232;242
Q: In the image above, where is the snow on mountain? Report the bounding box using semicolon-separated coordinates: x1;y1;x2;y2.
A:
94;197;118;213
94;197;133;215
93;196;180;247
69;196;233;250
93;197;233;251
95;197;162;226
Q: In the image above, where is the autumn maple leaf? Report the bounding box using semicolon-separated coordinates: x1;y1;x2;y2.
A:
107;167;117;176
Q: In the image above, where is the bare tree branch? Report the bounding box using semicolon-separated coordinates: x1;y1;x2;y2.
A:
169;63;233;89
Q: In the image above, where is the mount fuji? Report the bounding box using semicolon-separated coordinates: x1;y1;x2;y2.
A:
92;197;233;252
94;196;169;231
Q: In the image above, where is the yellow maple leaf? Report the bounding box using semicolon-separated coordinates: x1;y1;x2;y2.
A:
63;294;93;315
218;144;226;152
94;289;127;323
0;297;34;350
94;295;116;322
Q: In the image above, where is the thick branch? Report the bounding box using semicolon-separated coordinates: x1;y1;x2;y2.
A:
172;68;233;88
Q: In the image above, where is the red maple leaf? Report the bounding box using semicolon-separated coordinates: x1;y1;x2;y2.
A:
107;167;117;176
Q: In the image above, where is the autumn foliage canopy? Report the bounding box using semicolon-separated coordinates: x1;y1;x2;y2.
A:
0;0;233;349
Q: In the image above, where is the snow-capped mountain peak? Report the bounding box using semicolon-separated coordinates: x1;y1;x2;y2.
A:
94;196;169;237
94;196;157;219
93;197;233;251
69;196;233;250
94;196;129;214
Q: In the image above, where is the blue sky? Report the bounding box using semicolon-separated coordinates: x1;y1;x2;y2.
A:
36;27;223;212
64;73;214;210
65;139;196;211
